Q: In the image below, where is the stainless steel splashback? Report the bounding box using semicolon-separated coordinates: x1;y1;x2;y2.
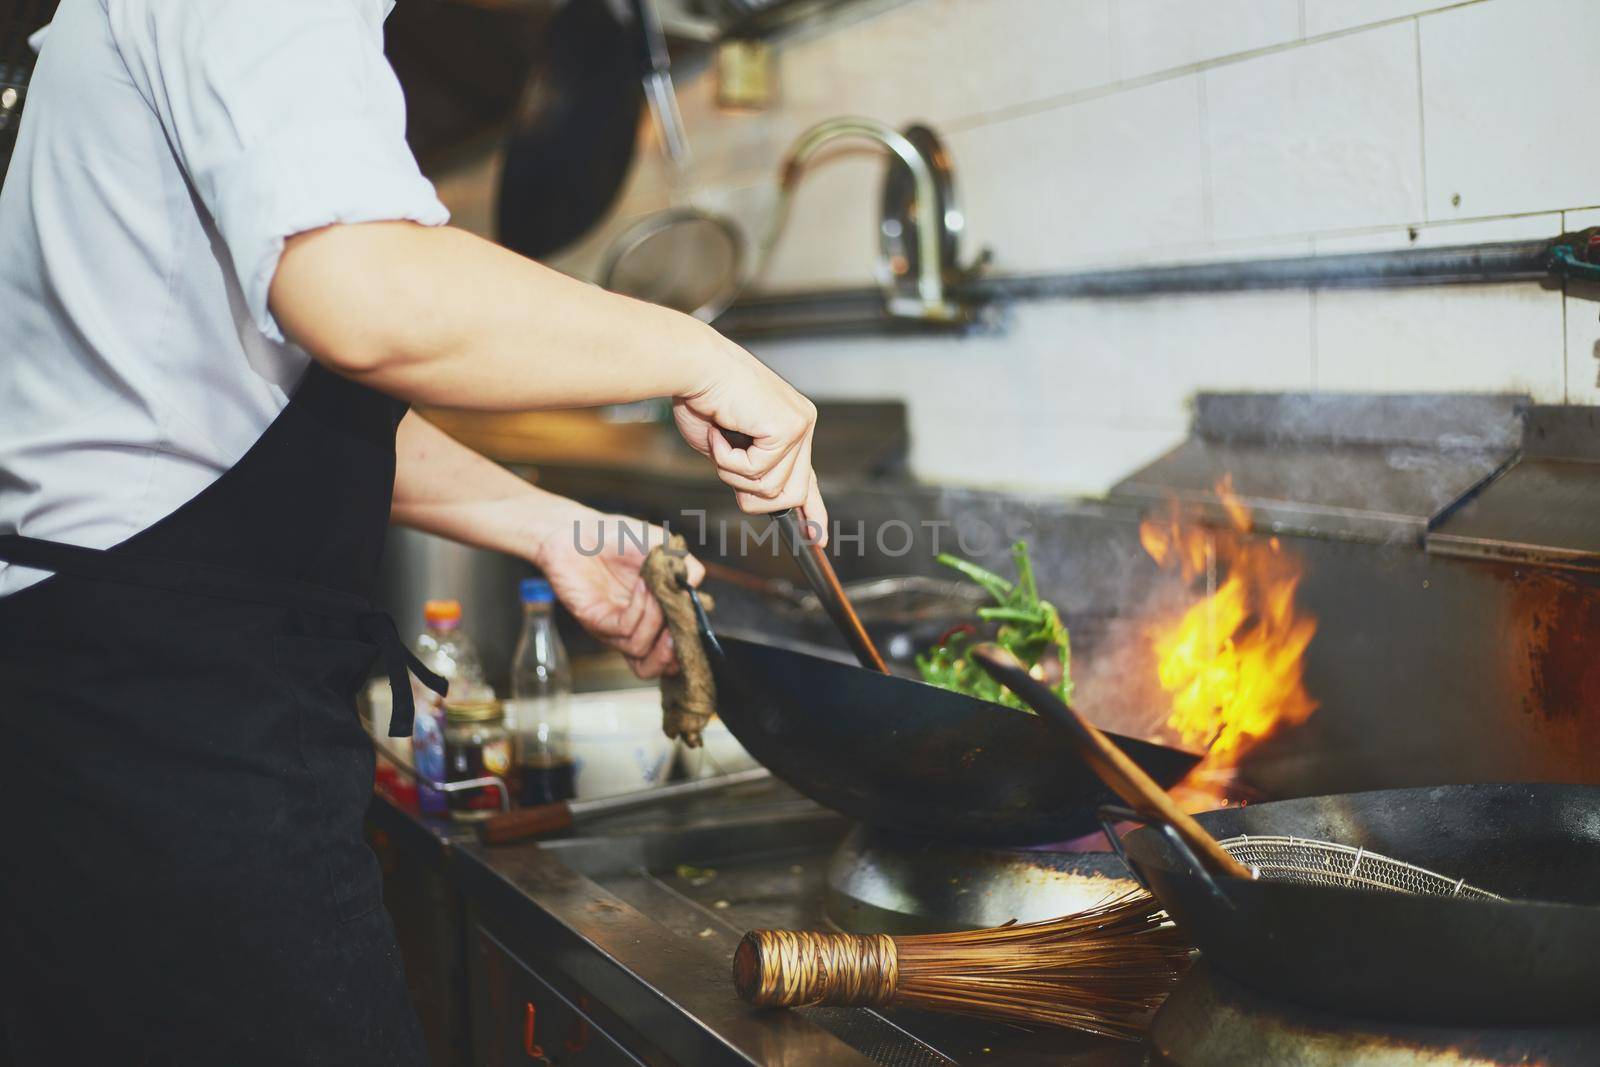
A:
381;391;1600;802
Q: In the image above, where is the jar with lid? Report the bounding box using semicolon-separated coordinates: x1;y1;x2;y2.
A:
442;697;511;821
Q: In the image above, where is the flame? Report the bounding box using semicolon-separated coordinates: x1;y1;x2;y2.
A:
1139;476;1317;781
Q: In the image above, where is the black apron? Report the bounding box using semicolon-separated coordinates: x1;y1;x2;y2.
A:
0;364;446;1066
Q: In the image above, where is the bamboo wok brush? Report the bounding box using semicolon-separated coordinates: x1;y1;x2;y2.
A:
735;641;1508;1039
733;891;1191;1039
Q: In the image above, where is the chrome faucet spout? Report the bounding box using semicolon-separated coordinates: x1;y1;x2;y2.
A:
767;116;960;321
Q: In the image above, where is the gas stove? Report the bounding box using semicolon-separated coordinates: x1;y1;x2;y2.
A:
377;776;1600;1067
510;783;1142;1067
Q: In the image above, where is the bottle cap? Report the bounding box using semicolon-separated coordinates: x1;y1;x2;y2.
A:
424;599;462;627
444;696;502;723
520;578;555;605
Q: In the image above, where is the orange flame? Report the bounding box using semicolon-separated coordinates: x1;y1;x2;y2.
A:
1139;476;1318;780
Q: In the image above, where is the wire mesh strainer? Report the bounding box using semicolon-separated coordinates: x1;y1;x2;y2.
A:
970;645;1508;907
1219;835;1503;900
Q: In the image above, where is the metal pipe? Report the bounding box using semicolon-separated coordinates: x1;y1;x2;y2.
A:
717;238;1562;340
967;240;1554;299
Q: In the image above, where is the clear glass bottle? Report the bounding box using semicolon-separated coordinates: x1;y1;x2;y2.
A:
411;598;490;815
443;697;512;822
509;578;575;805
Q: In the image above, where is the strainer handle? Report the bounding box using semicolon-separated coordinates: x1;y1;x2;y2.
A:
1097;804;1236;911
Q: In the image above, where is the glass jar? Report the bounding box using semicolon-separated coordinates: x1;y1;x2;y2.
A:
443;697;511;822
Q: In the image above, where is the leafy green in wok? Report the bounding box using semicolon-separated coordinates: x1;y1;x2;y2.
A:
914;541;1072;710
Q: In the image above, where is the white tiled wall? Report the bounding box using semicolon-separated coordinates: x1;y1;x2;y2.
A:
1205;23;1424;240
440;0;1600;494
1419;0;1600;220
950;75;1207;272
1116;0;1301;80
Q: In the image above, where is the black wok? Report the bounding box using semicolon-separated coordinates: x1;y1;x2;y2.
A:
1120;782;1600;1023
700;622;1200;846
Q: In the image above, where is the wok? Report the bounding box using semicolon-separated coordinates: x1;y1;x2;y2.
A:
697;620;1200;846
1122;782;1600;1023
973;647;1600;1025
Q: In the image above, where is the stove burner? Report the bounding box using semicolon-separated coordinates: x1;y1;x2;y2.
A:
1151;961;1600;1066
824;824;1140;935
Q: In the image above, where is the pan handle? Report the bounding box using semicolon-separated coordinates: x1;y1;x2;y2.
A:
683;580;724;661
1097;803;1236;910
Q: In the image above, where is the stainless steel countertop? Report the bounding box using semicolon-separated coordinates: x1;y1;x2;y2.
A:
369;782;1147;1066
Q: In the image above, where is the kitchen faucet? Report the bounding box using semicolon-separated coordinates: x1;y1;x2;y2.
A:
770;116;968;322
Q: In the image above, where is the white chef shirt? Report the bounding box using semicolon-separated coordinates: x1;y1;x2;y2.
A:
0;0;449;594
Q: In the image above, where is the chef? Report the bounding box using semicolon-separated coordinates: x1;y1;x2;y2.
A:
0;1;826;1063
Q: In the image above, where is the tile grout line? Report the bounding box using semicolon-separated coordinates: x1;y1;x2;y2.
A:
1308;287;1319;390
1413;16;1431;222
942;0;1492;137
1562;276;1570;403
1105;0;1121;84
1197;73;1213;246
1561;208;1571;401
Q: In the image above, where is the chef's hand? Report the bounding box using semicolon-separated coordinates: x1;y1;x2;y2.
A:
535;509;705;680
674;345;830;546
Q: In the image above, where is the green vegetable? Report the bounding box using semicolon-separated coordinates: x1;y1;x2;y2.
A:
915;541;1072;711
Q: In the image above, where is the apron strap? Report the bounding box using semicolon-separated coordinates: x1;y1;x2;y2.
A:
0;534;446;737
358;612;448;738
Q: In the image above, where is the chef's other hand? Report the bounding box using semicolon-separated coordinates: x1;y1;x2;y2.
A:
536;509;705;680
674;344;829;546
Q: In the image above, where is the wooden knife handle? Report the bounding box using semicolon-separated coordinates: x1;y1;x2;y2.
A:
476;802;576;846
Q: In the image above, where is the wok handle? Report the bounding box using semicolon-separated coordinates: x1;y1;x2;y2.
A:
1098;804;1236;909
684;582;724;660
972;644;1252;882
716;429;887;674
1095;805;1152;891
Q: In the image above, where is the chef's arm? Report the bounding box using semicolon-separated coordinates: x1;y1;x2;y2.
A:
272;222;722;410
389;411;581;565
390;411;702;678
271;220;825;532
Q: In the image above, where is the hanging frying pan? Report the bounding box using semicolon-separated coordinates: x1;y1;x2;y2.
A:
496;0;642;259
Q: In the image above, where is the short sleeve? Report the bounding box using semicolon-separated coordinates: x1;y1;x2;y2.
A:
107;0;449;342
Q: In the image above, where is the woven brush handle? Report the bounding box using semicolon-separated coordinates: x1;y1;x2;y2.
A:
733;930;899;1008
641;535;718;746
